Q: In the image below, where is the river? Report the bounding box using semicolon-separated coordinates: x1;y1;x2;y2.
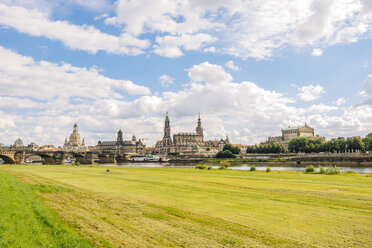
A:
109;162;372;174
1;159;370;174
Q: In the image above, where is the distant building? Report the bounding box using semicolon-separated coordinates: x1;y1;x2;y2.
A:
39;145;59;152
265;124;324;149
96;129;146;155
13;137;24;147
155;112;229;156
62;123;87;152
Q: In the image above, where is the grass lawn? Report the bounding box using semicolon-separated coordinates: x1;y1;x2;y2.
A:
0;169;92;248
0;165;371;247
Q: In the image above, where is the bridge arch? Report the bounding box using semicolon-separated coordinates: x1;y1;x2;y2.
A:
0;154;15;164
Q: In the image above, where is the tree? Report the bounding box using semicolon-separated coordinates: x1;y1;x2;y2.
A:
336;137;346;153
346;137;365;152
288;137;308;153
216;150;236;158
223;144;240;154
363;133;372;152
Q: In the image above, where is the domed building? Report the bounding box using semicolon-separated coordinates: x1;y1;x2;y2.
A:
13;137;24;147
62;123;87;152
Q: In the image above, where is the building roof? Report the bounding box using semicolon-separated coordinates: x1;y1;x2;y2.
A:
282;124;313;131
99;141;117;146
13;137;24;147
174;132;200;136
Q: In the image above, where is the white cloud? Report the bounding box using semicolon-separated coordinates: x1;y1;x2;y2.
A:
333;97;346;106
0;111;16;129
2;0;372;59
307;103;338;113
203;46;217;53
311;48;323;56
297;84;325;101
153;34;216;58
159;75;175;87
0;46;150;99
225;60;241;71
188;62;233;84
0;56;371;146
0;3;149;55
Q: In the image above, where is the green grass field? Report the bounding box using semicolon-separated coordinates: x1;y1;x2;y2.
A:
0;165;371;247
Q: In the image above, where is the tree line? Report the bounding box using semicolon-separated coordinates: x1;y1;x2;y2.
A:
245;133;372;154
246;143;285;154
288;133;372;153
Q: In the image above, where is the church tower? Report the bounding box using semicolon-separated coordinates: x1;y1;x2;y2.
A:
163;112;172;146
68;123;81;147
196;112;203;140
117;129;123;144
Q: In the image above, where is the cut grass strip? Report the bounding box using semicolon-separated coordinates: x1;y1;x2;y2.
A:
0;170;92;248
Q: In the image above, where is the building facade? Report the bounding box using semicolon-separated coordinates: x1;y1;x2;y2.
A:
156;113;229;156
96;129;146;155
62;123;87;152
265;124;324;148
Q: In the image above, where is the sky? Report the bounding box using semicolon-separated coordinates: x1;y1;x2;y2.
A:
0;0;371;147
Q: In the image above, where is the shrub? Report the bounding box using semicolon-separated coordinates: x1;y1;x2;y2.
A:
305;165;315;173
250;165;256;171
195;164;207;170
207;166;213;170
266;167;271;172
324;165;340;175
344;170;357;175
319;166;325;174
219;161;231;170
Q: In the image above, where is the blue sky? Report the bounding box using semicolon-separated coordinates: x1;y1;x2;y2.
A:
0;0;371;146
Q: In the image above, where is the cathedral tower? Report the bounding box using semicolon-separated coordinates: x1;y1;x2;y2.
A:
117;129;123;143
68;123;81;146
163;112;172;146
196;112;203;140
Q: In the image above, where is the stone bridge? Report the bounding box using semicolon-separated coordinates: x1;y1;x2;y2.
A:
0;150;128;165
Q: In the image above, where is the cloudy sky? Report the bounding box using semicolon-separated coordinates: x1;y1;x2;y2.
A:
0;0;371;147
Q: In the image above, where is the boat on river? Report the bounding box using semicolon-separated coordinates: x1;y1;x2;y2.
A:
131;154;165;162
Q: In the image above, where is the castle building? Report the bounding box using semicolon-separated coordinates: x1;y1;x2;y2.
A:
62;123;87;152
96;129;146;155
155;112;229;156
265;124;324;149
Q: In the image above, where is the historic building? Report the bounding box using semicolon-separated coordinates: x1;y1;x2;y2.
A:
265;124;324;148
62;123;87;152
96;129;146;155
155;112;229;156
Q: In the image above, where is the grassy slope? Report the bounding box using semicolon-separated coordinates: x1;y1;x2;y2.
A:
1;165;371;248
0;170;92;248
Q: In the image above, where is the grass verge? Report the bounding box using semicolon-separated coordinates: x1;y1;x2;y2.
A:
0;170;92;248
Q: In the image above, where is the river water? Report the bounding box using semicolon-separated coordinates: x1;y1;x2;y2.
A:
110;162;372;174
1;159;370;174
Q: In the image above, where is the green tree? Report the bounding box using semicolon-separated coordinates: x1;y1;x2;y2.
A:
223;144;240;154
216;150;236;158
363;133;372;152
288;137;308;153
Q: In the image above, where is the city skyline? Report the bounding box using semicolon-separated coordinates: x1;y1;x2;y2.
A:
0;1;371;146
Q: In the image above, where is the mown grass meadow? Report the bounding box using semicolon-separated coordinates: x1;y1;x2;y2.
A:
0;164;371;247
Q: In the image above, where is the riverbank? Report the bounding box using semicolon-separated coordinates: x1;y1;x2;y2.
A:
0;164;371;247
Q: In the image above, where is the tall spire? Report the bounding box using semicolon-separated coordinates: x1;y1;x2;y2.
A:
117;129;123;143
163;112;172;146
196;112;203;139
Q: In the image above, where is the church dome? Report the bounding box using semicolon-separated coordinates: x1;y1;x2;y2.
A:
13;137;24;147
